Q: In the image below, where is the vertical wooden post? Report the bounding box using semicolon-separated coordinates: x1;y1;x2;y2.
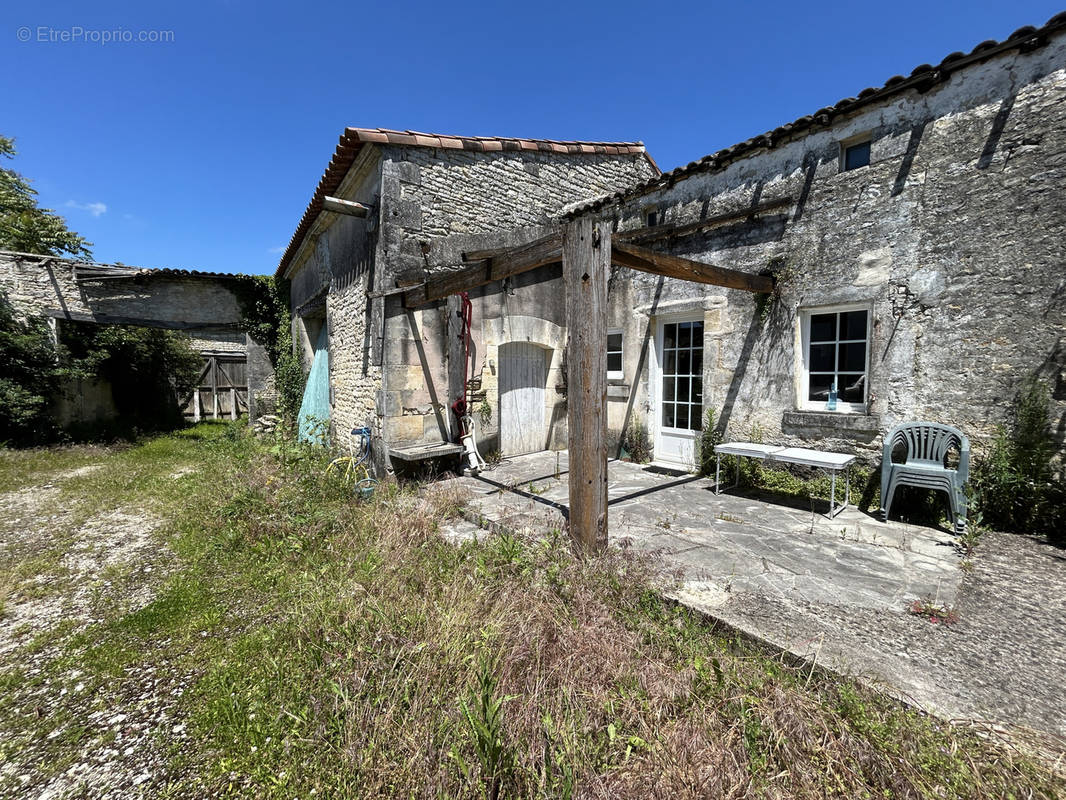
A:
230;387;237;420
193;388;201;422
563;217;611;554
210;359;219;420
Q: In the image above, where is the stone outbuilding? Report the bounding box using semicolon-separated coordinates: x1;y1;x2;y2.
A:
275;128;659;461
280;13;1065;473
0;250;274;426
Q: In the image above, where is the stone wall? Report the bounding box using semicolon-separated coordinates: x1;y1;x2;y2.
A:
368;147;657;456
0;250;273;422
599;35;1066;463
0;251;244;328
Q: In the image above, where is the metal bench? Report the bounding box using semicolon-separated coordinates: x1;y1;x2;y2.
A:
879;422;969;534
714;442;856;518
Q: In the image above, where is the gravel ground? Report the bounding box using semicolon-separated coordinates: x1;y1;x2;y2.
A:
0;466;191;799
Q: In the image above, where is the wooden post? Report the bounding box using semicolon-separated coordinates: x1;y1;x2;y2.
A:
230;387;237;420
210;358;219;419
193;389;201;422
563;217;611;554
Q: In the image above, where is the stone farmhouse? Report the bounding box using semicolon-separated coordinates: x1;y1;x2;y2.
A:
279;12;1065;476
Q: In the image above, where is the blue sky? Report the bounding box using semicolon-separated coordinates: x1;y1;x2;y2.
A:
3;1;1062;275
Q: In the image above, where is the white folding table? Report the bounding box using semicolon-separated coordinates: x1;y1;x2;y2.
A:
713;442;857;518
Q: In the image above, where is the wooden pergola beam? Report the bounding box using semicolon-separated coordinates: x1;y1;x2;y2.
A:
611;241;775;294
403;232;563;307
401;226;774;308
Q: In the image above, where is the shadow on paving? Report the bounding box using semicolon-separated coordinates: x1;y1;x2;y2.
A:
440;450;1066;753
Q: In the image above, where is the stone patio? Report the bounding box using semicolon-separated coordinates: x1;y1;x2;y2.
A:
439;451;1066;751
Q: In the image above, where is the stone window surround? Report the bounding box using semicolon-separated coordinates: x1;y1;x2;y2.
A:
796;301;872;415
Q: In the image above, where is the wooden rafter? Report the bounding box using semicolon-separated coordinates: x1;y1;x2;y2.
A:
402;232;563;307
400;228;774;307
322;196;370;217
612;197;792;246
611;242;775;294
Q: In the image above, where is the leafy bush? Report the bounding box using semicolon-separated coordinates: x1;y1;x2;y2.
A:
970;378;1065;542
58;321;202;432
0;292;203;446
697;407;723;476
0;294;60;445
619;422;651;464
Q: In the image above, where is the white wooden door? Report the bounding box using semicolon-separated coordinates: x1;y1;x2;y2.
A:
499;342;547;456
653;318;704;468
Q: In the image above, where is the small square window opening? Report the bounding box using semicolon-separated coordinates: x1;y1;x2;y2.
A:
642;207;659;228
843;139;871;171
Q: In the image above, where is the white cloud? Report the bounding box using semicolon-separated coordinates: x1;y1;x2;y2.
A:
66;200;108;217
268;245;286;254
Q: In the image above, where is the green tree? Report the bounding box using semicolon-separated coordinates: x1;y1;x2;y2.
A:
0;135;93;258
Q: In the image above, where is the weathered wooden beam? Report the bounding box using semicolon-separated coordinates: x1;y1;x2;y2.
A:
563;217;611;554
611;242;775;294
43;308;241;331
612;197;792;245
404;232;563;307
322;196;370;217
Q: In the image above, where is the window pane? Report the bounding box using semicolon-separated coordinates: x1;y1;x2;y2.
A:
663;378;675;401
693;348;703;374
844;140;871;171
810;343;835;372
840;310;868;340
692;404;703;431
839;374;866;403
664;350;676;374
692;377;702;403
676;377;689;403
677;323;691;348
838;341;867;371
675;404;688;430
810;313;836;342
607;353;622;373
607;332;622;352
678;349;691;376
691;320;704;339
663;324;676;349
662;403;675;428
808;373;833;402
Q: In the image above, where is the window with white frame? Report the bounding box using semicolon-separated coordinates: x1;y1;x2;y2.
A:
799;305;870;412
607;330;623;380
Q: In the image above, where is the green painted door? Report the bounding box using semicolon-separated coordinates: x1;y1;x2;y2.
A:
298;324;331;443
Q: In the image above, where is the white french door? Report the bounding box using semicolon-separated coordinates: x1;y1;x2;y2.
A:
653;317;704;468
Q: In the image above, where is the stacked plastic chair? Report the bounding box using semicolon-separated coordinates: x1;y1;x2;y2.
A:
880;422;970;534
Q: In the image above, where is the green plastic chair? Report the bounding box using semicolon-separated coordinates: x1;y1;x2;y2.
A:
880;422;970;534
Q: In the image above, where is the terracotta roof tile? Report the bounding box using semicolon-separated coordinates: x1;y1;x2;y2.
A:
276;128;655;276
564;11;1066;218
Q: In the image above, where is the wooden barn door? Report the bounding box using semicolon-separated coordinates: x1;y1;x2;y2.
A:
186;353;249;421
499;342;547;456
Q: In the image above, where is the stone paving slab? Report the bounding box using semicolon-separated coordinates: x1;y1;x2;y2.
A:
439;451;1066;748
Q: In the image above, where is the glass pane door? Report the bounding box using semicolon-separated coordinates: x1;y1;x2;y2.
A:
660;320;703;431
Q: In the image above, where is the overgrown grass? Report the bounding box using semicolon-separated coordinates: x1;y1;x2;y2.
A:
1;425;1063;798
